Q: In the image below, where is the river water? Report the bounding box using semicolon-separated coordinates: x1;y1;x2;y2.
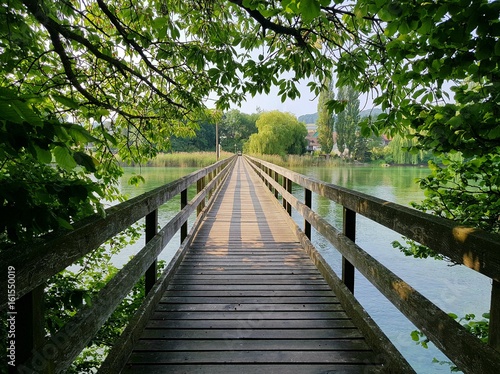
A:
116;164;491;373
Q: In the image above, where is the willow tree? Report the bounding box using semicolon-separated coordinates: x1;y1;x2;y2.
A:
388;134;424;165
245;111;307;156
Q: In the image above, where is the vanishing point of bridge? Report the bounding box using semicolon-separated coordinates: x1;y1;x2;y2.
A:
3;156;500;373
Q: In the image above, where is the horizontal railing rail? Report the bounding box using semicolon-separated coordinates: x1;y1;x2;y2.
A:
245;155;500;374
3;155;236;373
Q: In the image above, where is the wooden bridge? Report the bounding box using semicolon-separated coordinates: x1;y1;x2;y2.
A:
3;155;500;373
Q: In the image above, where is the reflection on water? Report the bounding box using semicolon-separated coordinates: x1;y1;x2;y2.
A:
118;165;490;374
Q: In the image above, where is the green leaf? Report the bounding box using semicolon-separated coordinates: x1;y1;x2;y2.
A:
67;124;100;144
487;126;500;139
495;40;500;56
73;151;99;172
152;16;167;31
53;146;77;170
95;108;110;117
410;330;420;341
298;0;321;21
103;131;118;146
34;145;52;164
56;217;74;230
128;174;146;186
52;94;80;109
0;99;43;126
447;116;463;128
0;101;25;124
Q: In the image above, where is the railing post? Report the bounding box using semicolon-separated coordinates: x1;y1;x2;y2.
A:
15;285;45;371
269;168;273;193
342;207;356;293
304;188;312;239
490;280;500;352
286;178;292;216
282;177;288;211
181;188;188;242
145;209;158;295
196;176;205;216
207;171;213;199
274;171;279;199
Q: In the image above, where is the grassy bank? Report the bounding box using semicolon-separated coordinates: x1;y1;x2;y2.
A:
247;154;342;168
147;152;232;168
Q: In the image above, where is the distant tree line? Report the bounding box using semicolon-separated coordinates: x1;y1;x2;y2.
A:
169;109;308;157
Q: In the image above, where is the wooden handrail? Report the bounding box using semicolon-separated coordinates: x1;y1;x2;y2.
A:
4;156;236;373
245;155;500;374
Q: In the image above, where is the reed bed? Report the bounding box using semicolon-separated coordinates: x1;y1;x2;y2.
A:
148;152;232;168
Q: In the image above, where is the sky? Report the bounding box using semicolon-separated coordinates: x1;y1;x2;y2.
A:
233;80;320;118
231;78;378;118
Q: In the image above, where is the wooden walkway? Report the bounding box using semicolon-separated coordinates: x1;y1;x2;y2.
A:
123;158;386;373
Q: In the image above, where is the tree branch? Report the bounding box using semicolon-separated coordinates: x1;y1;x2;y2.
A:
228;0;308;47
22;0;186;111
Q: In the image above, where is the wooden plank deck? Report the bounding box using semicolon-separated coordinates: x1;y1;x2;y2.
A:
123;157;386;373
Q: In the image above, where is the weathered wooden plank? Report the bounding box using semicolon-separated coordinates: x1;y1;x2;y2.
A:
140;328;364;340
189;245;304;250
183;254;311;260
178;261;318;266
145;319;355;329
127;350;382;364
165;284;331;291
170;278;327;284
162;290;335;297
174;269;321;274
159;296;339;304
133;338;370;351
20;201;196;372
122;364;382;374
156;303;342;312
171;274;324;281
150;311;348;320
181;259;312;264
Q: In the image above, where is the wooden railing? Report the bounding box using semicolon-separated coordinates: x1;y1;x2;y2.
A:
245;155;500;374
1;156;236;373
